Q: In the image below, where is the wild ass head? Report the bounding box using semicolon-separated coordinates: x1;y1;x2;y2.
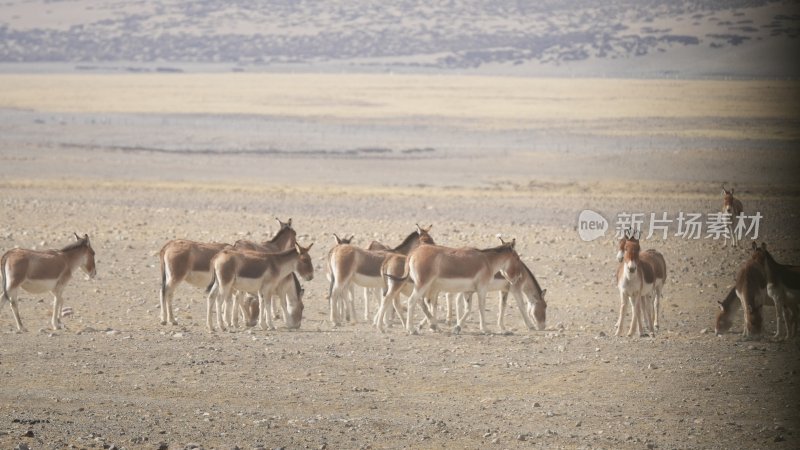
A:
65;233;96;278
294;242;315;281
721;184;737;215
620;230;641;276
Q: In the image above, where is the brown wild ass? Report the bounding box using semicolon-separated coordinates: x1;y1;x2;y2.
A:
207;243;314;332
733;242;769;337
233;218;297;320
327;225;433;327
159;240;229;325
615;232;657;336
753;242;800;339
616;232;667;330
390;238;525;335
460;257;548;332
158;218;295;326
721;184;744;248
1;234;96;331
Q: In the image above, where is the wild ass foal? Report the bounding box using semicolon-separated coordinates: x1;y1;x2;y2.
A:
721;184;744;248
1;234;96;331
393;238;524;335
327;225;433;327
616;232;667;330
207;243;314;332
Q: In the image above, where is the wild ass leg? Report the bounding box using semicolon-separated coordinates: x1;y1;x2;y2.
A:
614;292;628;336
510;288;536;331
475;290;490;334
497;291;508;332
363;287;371;322
653;288;662;330
2;288;27;332
406;290;436;335
771;293;788;340
629;295;645;337
205;285;219;332
50;287;66;330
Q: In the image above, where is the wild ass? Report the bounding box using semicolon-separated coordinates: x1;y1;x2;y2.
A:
459;258;548;332
1;234;96;331
615;232;658;336
327;225;433;326
206;243;314;332
233;218;297;320
616;232;667;330
732;243;769;337
721;184;744;247
158;218;295;326
159;239;229;326
389;238;525;335
753;242;800;340
230;272;305;330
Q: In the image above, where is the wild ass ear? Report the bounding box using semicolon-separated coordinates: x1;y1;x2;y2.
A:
277;217;292;229
718;301;724;311
74;232;81;240
541;289;547;299
333;233;342;244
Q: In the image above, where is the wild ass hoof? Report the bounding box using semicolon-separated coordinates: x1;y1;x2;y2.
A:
452;325;461;335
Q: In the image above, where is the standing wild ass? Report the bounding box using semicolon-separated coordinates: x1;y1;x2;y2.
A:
389;238;525;335
753;242;800;340
721;184;744;248
327;225;433;327
158;218;295;326
207;243;314;332
1;234;96;331
616;232;667;330
615;232;658;336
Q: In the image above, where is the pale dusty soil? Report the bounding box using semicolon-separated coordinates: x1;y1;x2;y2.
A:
0;111;799;450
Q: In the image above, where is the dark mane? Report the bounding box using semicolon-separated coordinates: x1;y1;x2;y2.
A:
478;243;514;254
60;237;88;252
392;231;432;251
522;260;542;294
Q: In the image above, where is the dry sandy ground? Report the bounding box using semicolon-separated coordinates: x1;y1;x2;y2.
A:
0;76;799;449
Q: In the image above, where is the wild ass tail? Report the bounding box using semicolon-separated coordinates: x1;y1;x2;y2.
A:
0;252;9;304
206;269;217;294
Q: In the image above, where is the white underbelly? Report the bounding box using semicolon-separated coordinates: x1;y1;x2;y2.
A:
185;270;213;288
232;276;266;294
430;278;480;293
352;273;383;289
20;278;58;294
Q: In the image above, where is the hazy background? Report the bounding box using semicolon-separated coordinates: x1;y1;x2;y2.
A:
1;0;799;78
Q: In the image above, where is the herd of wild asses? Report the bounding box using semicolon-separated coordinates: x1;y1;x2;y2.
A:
1;187;798;338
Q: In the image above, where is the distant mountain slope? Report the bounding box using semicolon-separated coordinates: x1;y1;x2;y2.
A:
0;0;798;77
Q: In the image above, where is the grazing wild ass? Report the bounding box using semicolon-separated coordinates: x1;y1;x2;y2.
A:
616;232;667;330
615;232;658;336
753;242;800;340
721;184;744;248
230;272;305;330
732;242;769;337
1;234;96;331
389;238;525;335
207;243;314;332
327;225;433;327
